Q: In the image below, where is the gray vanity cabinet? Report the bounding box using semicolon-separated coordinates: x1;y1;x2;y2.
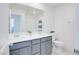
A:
9;36;52;55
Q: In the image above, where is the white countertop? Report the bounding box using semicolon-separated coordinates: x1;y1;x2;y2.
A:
9;33;54;44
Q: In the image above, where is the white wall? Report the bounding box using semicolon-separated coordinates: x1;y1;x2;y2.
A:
75;4;79;50
54;4;75;52
0;4;9;54
40;4;55;33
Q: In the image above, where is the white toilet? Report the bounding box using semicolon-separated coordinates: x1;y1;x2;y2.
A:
52;40;64;54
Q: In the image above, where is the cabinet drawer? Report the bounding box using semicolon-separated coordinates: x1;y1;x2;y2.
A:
10;50;19;55
32;39;40;45
10;40;31;50
41;36;52;42
32;44;40;54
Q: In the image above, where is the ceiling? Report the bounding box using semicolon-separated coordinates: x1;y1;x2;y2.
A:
44;3;65;8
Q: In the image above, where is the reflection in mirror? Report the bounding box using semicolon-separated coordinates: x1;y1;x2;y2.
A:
9;14;21;33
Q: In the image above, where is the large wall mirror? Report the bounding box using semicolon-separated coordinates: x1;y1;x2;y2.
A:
9;3;44;34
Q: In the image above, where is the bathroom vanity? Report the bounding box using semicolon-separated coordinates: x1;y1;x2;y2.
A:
9;33;53;55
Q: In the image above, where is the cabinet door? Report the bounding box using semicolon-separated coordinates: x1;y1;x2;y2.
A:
41;42;46;55
32;44;40;55
19;47;31;55
10;50;19;55
41;40;52;55
45;40;52;55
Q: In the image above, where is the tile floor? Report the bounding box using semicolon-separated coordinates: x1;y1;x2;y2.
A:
52;47;75;55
